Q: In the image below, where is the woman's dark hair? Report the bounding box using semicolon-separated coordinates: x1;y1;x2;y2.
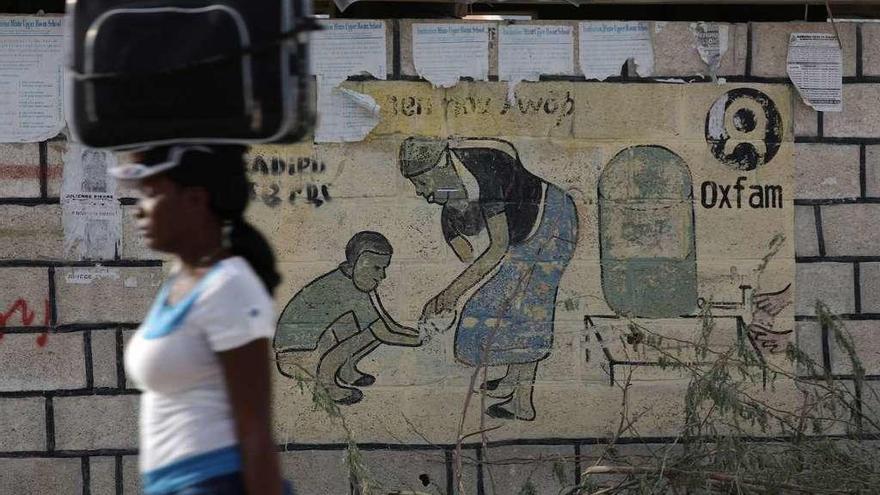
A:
134;145;281;294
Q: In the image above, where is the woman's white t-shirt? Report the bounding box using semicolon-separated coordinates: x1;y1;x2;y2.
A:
124;257;274;478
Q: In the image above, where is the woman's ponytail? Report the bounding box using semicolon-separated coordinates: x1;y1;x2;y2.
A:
163;145;281;295
227;218;281;295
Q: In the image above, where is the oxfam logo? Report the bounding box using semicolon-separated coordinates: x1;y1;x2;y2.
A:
705;88;783;171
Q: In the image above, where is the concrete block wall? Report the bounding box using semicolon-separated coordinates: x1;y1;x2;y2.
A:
1;19;879;494
0;138;163;493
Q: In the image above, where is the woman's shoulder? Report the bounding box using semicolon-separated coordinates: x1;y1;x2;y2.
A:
199;257;272;307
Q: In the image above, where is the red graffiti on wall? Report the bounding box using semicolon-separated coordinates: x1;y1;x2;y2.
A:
0;298;51;346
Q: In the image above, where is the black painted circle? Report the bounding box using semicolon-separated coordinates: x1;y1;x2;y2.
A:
733;108;757;133
419;474;431;487
705;88;783;171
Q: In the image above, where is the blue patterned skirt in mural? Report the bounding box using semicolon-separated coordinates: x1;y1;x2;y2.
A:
454;184;578;367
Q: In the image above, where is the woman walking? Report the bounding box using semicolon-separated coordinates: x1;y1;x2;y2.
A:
116;145;290;494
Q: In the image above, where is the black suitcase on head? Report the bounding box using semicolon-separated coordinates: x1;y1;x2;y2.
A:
66;0;315;149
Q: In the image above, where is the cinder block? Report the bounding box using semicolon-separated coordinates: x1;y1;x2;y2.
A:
0;205;63;260
793;95;819;138
46;139;66;197
122;455;141;495
820;204;880;256
795;144;860;200
453;449;480;495
750;22;857;77
316;139;408;200
813;381;860;434
861;382;880;432
860;262;880;314
400;19;498;78
862;23;880;76
796;262;854;316
92;329;119;388
866;146;880;198
0;267;49;328
0;143;41;198
0;332;86;391
55;266;163;324
829;320;880;375
89;456;116;495
482;445;577;495
748;380;852;435
578;443;684;488
0;398;45;451
652;22;747;77
359;448;447;495
824;84;880;138
54;395;139;450
617;382;690;436
0;458;82;493
795;205;819;257
573;83;682;141
794;321;824;376
279;449;351;495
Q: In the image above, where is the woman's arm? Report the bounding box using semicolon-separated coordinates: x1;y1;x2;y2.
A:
429;212;510;314
218;339;284;495
448;235;475;263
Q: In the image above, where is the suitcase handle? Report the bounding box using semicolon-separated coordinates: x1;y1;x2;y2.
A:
71;15;321;83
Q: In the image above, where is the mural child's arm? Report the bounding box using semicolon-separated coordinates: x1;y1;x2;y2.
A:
428;212;510;315
368;320;421;346
368;293;420;346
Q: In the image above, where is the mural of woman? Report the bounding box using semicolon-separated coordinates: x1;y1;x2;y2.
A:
400;137;578;420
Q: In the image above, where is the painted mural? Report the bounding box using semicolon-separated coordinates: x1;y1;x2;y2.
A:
274;230;421;404
247;82;795;442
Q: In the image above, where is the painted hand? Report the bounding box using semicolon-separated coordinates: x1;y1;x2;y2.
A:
398;325;420;337
433;289;459;314
396;325;422;345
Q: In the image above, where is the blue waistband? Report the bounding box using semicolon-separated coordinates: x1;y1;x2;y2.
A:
143;445;242;495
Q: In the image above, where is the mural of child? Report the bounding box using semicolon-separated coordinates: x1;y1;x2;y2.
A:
400;137;578;421
274;231;421;405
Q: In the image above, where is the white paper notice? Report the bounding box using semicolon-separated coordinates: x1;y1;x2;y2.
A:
579;21;654;80
787;33;842;112
310;20;387;142
310;20;387;82
691;22;729;75
499;25;573;99
413;23;489;88
315;85;381;143
0;16;65;142
61;144;121;260
65;267;120;285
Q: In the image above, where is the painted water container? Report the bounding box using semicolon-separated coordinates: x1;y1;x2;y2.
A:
598;146;697;318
